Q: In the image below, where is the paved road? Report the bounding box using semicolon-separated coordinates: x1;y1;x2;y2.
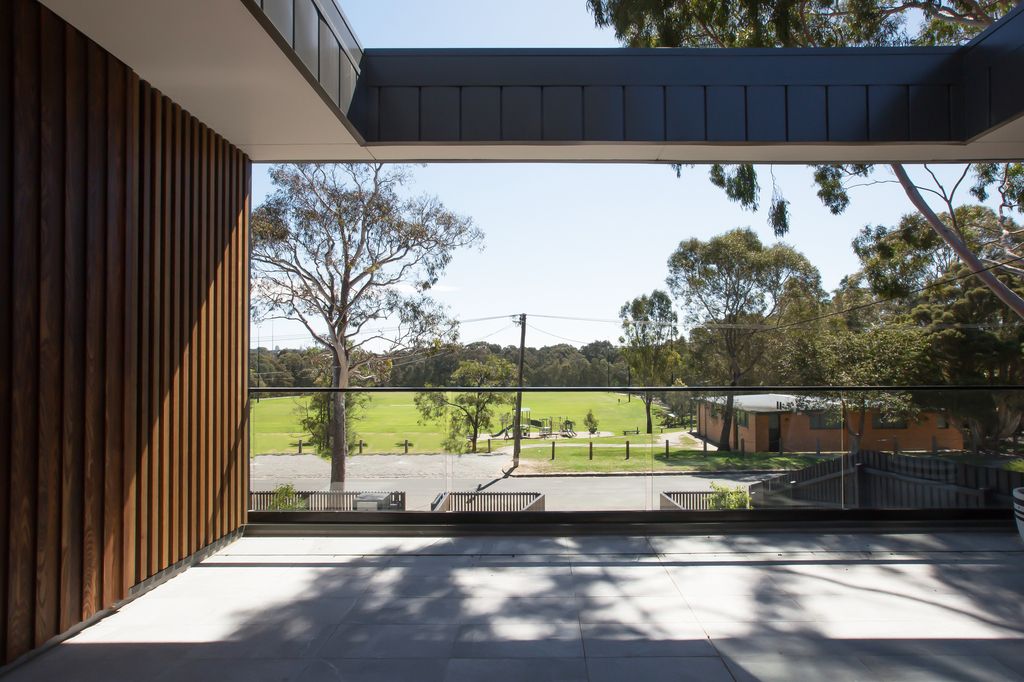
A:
250;453;766;511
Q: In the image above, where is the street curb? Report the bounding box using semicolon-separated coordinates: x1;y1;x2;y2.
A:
509;469;790;478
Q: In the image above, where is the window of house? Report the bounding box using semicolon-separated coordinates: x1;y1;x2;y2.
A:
735;410;749;427
809;412;841;430
872;414;908;429
936;413;949;429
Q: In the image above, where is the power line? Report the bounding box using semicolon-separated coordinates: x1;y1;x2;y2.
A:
765;253;1024;333
525;323;592;346
529;313;676;327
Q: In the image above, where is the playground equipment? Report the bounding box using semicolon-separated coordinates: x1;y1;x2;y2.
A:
492;407;532;439
492;409;578;440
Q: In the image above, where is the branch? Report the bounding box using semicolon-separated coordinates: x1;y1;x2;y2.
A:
892;163;1024;320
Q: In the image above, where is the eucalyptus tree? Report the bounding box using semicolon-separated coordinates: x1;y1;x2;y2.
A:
619;290;682;434
251;163;482;488
667;228;822;449
588;0;1024;318
414;356;517;453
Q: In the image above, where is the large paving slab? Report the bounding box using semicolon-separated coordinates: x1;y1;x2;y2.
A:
5;532;1023;681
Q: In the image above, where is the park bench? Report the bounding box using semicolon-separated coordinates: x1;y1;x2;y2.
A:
622;428;640;435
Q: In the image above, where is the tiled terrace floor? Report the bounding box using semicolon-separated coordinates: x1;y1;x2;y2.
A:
6;531;1024;681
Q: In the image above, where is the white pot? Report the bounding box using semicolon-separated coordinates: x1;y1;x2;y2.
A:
1015;488;1024;543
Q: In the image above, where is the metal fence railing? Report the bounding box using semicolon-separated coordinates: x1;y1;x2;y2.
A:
249;490;406;511
432;491;545;512
660;491;716;510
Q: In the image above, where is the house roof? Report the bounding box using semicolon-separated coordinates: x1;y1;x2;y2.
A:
704;393;799;413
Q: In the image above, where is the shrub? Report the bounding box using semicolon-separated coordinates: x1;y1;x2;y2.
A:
708;482;751;510
583;409;599;435
268;483;308;510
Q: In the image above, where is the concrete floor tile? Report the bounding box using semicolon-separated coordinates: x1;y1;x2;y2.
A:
576;594;697;624
316;623;459;659
444;657;589;682
155;657;312;682
858;654;1024;681
453;622;584;658
684;592;807;623
458;596;580;624
3;644;192;682
342;596;465;624
581;621;715;657
724;654;874;682
297;658;449;682
9;532;1024;682
587;656;734;682
560;536;655;555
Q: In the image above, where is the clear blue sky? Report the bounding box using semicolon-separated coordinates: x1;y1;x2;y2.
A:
250;0;979;350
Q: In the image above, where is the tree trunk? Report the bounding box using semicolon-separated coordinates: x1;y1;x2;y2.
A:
845;405;865;455
718;393;735;452
892;164;1024;320
329;357;349;491
644;392;653;434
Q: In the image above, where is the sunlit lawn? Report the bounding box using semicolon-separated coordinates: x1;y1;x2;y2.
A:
250;390;664;455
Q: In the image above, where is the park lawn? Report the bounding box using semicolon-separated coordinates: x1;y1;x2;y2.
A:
250;395;313;454
520;446;836;474
250;390;665;455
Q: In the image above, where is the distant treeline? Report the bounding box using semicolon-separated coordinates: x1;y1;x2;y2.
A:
249;340;634;389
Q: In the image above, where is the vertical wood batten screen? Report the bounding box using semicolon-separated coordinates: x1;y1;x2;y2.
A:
0;0;251;664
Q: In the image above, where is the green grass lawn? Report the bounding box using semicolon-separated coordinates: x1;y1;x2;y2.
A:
519;446;834;473
250;391;663;455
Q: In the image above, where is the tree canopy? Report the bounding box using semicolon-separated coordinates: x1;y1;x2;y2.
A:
414;356;517;453
619;290;682;433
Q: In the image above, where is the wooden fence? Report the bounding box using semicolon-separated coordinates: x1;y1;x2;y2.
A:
749;451;1024;509
660;491;717;510
249;490;406;511
431;491;545;512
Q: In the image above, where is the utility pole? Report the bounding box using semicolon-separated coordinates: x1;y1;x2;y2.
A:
512;313;526;469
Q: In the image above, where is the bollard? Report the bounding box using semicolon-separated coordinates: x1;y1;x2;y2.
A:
893;438;900;455
778;438;783;456
740;438;745;454
931;435;938;454
298;438;303;454
816;438;820;456
487;438;491;453
551;441;555;460
626;440;630;460
358;439;364;455
404;439;409;454
665;439;669;455
703;438;707;453
589;441;593;460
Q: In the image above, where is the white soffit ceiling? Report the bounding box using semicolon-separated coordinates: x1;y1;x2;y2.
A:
39;0;371;162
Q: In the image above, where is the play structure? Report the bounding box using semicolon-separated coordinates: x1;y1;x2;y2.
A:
491;408;576;439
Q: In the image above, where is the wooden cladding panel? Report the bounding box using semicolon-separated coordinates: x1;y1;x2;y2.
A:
1;0;250;665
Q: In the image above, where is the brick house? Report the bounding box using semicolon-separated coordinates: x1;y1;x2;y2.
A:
696;394;964;453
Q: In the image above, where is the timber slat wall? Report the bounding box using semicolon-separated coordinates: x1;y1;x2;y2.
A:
0;0;250;664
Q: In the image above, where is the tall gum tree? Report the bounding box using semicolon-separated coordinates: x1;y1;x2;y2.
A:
251;163;483;489
667;228;822;449
619;290;682;434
